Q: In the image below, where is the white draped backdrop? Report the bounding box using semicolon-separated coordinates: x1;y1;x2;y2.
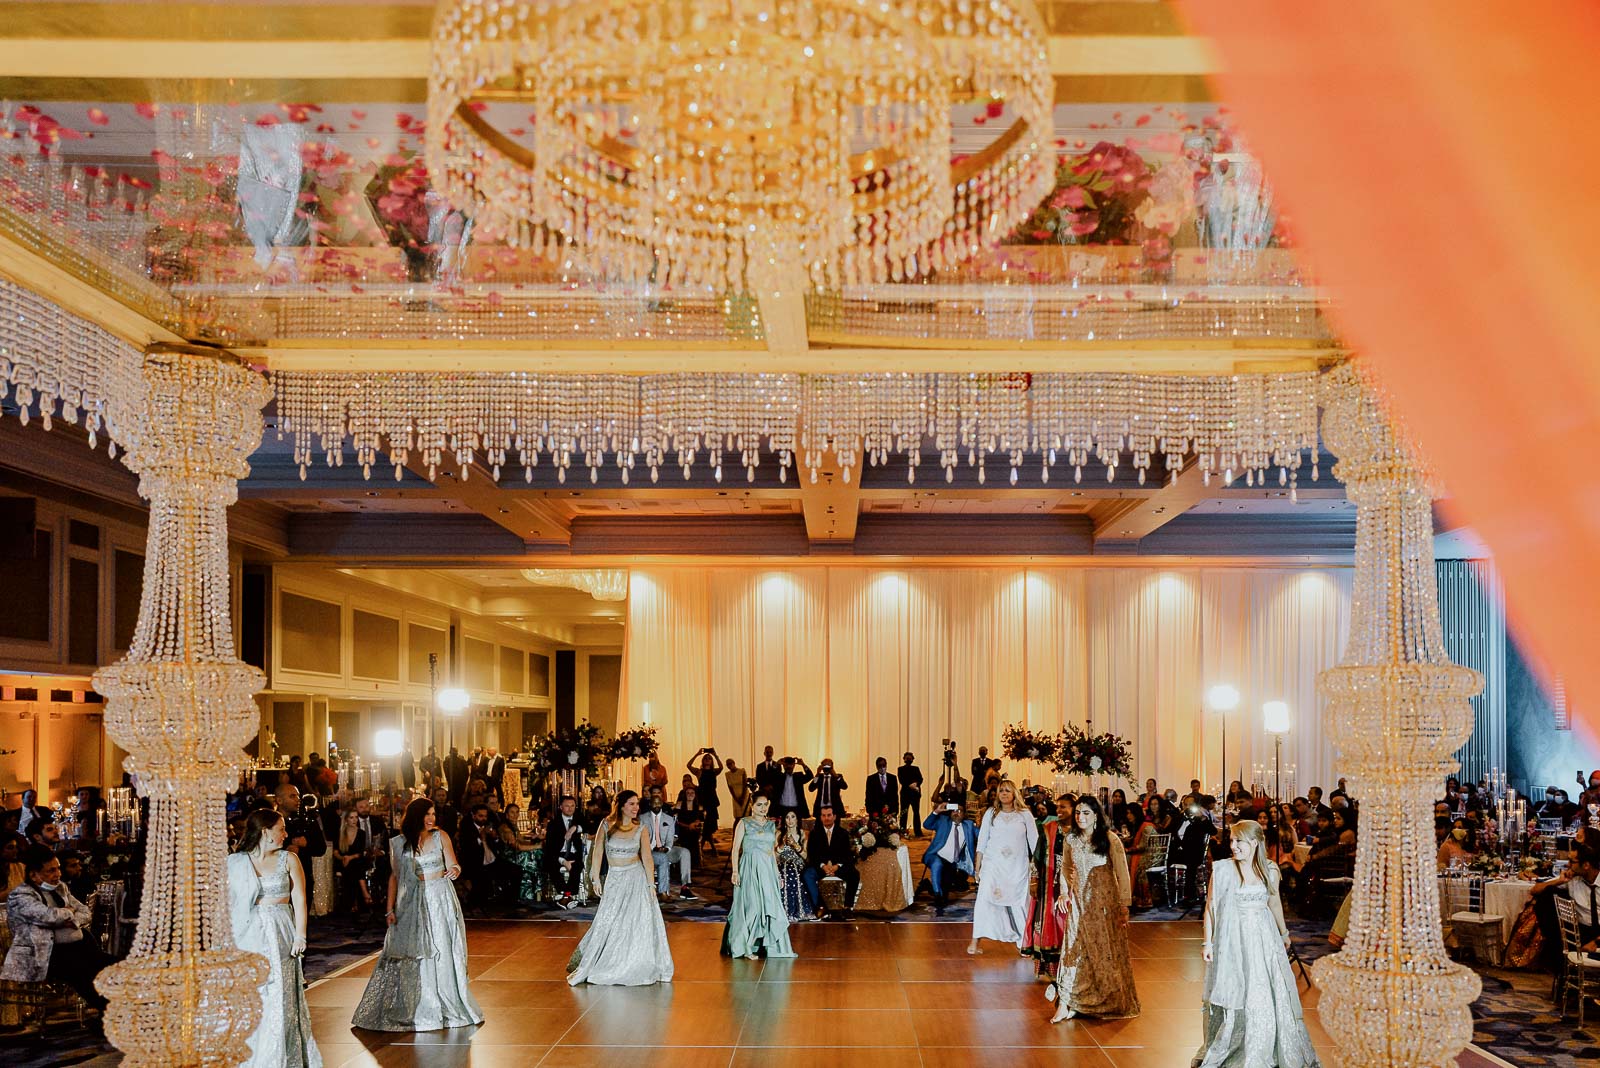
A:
620;566;1352;798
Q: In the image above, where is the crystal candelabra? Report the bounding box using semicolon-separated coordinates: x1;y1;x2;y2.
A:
1311;362;1481;1067
90;346;271;1066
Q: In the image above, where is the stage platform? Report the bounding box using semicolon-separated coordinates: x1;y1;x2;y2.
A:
304;917;1511;1067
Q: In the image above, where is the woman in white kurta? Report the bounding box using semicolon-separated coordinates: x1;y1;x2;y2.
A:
968;780;1040;954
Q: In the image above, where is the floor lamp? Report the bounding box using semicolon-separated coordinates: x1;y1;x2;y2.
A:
1206;684;1241;797
1263;700;1291;806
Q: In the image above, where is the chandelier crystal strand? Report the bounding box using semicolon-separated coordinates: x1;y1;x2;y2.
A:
1311;362;1481;1068
91;348;271;1067
267;370;1321;488
426;0;1053;295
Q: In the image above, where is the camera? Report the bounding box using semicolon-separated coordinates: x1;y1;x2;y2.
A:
941;738;957;768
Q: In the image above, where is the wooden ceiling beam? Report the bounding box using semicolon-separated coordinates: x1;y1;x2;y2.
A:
1091;459;1213;544
403;459;574;546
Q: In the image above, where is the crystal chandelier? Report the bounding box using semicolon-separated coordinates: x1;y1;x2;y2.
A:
426;0;1054;291
521;568;630;601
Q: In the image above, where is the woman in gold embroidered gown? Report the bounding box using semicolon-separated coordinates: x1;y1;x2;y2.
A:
1050;795;1140;1022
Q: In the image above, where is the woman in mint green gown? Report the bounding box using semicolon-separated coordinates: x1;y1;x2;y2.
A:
719;796;796;960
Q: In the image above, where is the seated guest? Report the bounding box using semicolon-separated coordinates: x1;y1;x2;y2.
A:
15;789;49;839
1436;817;1477;870
429;786;459;840
642;788;694;901
582;785;612;836
922;793;977;916
459;803;513;908
542;796;585;907
1;847;109;1013
1;832;26;894
497;803;545;907
1532;845;1600;970
803;804;859;918
27;819;62;851
57;850;97;904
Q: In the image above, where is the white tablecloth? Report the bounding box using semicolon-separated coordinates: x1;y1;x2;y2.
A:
1438;876;1535;943
896;844;913;903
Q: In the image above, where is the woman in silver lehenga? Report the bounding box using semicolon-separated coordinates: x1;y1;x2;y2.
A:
227;809;322;1068
1191;820;1320;1068
351;797;484;1032
566;790;674;986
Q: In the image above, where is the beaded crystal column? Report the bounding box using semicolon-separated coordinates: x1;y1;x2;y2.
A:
1312;362;1481;1067
91;347;270;1066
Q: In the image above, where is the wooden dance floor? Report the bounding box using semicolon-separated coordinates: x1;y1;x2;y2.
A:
298;916;1494;1068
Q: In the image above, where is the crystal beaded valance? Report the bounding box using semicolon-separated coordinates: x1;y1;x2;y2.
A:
272;369;1322;490
0;278;144;451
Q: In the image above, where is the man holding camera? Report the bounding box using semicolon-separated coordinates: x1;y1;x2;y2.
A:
770;756;813;825
922;792;977;915
808;758;849;819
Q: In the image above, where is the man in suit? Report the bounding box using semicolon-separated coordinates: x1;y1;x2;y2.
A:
808;758;849;819
15;789;49;839
1174;794;1218;906
922;793;977;915
458;803;511;909
970;746;991;788
543;796;585;907
418;745;442;788
643;788;695;900
754;745;782;798
803;804;858;918
864;756;898;817
897;752;924;835
1;848;109;1013
771;756;813;825
429;786;459;840
483;747;507;804
444;746;470;809
398;740;417;793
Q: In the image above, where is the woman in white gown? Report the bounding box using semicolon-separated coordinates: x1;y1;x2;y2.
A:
351;797;484;1031
1192;820;1320;1067
968;780;1039;955
567;790;674;986
227;809;322;1068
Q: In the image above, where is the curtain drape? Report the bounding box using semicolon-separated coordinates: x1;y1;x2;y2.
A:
1175;1;1600;734
622;566;1352;797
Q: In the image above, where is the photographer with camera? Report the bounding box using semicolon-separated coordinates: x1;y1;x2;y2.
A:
808;757;849;819
687;748;724;854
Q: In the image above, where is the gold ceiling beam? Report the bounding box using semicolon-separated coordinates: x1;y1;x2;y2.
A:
0;223;183;350
0;2;1217;90
244;339;1335;375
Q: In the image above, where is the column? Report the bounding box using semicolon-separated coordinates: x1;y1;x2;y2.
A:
91;346;270;1066
1311;363;1482;1066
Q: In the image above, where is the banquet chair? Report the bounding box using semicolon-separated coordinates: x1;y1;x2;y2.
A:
1443;875;1505;966
1144;833;1172;906
1553;896;1600;1026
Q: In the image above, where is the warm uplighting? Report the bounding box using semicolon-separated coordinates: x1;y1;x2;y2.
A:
373;729;404;757
1262;700;1291;734
436;688;471;714
1206;684;1241;713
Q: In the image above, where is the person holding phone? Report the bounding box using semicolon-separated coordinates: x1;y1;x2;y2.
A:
922;793;977;915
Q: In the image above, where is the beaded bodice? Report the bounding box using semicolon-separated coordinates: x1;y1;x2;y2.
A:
407;831;446;874
605;825;642;862
256;850;291;902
